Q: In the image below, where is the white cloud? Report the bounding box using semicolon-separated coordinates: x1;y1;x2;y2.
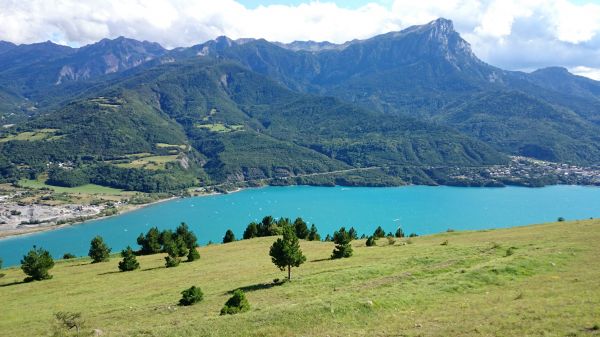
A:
551;0;600;44
0;0;599;80
571;66;600;81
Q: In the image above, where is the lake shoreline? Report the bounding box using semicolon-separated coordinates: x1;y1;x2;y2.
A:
0;187;247;240
1;184;599;267
0;182;595;241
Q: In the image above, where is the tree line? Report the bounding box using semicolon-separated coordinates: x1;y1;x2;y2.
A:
9;217;417;316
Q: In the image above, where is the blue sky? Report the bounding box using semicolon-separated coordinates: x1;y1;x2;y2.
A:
1;0;600;79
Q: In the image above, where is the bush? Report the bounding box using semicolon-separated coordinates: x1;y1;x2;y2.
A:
88;236;111;263
220;289;250;315
408;233;419;238
394;227;405;238
505;247;516;257
223;229;236;243
21;246;54;282
373;226;386;239
441;240;449;246
187;248;200;262
51;312;85;336
179;286;204;306
165;255;181;268
387;236;396;245
365;236;376;247
557;217;565;222
62;253;76;259
324;234;332;242
331;227;353;259
118;246;140;272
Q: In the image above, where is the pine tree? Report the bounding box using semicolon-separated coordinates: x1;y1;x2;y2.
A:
293;217;309;239
331;227;353;259
21;246;54;281
348;227;358;240
88;236;111;263
118;246;140;272
269;225;306;280
164;239;184;267
373;226;386;239
176;223;198;250
243;222;259;239
395;227;405;238
257;216;274;236
307;224;321;241
159;229;175;251
366;236;376;247
223;229;236;243
137;227;162;255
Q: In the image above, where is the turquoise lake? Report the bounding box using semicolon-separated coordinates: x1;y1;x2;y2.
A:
1;185;600;267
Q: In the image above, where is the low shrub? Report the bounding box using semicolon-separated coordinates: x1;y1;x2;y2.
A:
165;255;181;268
505;247;516;257
187;248;200;262
220;289;250;315
179;286;204;306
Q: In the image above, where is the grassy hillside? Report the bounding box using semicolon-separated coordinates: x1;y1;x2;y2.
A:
1;220;599;336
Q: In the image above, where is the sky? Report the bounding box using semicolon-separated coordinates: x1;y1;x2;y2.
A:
1;0;600;79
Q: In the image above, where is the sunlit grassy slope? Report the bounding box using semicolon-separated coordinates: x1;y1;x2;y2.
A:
18;175;127;195
1;219;599;336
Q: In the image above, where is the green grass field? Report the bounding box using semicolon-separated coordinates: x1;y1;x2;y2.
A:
0;128;60;142
116;155;179;170
18;177;127;195
1;220;599;336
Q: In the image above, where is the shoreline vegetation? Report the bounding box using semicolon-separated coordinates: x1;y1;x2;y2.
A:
1;218;598;336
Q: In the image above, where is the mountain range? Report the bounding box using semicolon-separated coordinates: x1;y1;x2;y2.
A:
1;18;599;192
